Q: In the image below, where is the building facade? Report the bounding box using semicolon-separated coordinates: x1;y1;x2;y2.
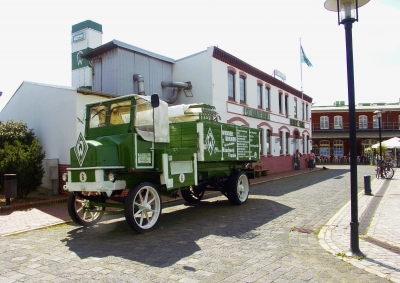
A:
311;101;400;162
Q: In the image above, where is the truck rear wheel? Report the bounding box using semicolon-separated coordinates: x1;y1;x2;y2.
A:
227;171;249;205
124;182;162;233
181;186;205;204
67;193;105;227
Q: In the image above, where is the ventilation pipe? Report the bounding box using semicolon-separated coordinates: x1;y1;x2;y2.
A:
161;81;192;104
133;74;145;96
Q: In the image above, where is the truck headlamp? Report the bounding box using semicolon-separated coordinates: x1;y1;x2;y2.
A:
62;173;68;182
108;173;117;183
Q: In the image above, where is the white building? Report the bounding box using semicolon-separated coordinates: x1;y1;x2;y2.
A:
170;47;312;172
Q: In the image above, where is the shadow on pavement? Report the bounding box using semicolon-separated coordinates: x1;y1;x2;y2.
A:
61;197;293;267
251;168;350;197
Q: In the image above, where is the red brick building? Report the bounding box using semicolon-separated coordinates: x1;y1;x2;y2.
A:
311;101;400;162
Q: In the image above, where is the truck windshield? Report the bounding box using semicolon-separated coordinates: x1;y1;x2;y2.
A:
89;100;131;128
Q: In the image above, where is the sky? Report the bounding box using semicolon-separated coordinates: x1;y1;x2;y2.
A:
0;0;399;111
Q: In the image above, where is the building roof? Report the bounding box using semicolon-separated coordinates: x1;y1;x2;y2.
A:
81;40;175;63
212;47;312;103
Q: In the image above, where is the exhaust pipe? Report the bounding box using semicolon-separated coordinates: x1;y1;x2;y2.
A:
133;74;145;96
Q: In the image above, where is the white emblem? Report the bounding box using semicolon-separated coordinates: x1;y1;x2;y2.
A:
79;172;87;182
74;133;88;167
77;50;83;66
179;173;185;183
205;128;216;156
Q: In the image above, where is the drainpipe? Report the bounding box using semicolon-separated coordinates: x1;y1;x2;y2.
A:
133;74;145;96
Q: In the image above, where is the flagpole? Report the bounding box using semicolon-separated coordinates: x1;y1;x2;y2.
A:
300;38;304;120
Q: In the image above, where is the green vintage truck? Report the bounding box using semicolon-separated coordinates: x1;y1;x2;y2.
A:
63;94;260;232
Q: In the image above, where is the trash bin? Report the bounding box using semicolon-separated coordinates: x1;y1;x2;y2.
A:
4;174;17;205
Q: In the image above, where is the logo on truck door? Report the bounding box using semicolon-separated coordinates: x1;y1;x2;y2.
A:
74;133;88;167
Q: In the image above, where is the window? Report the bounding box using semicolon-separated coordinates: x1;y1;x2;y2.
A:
89;105;107;128
239;76;246;104
228;72;235;101
294;99;298;119
320;116;329;129
259;129;264;154
306;104;309;120
280;131;284;154
266;129;271;154
334;116;343;129
359;115;368;129
285;132;289;154
279;92;283;114
333;140;343;156
302;102;305;120
373;115;381;129
320;140;330;156
265;87;270;110
110;101;131;125
257;84;262;108
284;95;288;117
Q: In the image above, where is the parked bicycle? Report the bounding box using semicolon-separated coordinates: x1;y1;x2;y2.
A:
376;160;394;179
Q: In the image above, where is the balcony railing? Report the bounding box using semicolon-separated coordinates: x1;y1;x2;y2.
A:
312;121;400;132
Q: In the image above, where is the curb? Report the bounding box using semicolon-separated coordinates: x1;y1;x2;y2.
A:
0;197;68;213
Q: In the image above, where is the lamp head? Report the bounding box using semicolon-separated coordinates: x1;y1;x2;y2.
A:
324;0;370;24
374;109;384;118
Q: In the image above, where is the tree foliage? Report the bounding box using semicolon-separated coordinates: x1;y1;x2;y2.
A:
0;120;45;197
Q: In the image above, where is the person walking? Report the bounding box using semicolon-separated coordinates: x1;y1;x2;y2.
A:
308;150;315;170
295;149;302;170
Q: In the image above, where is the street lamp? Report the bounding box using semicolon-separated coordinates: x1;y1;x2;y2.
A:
374;109;384;161
324;0;370;257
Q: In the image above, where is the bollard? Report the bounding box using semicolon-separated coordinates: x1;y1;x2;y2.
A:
364;175;371;195
4;174;17;205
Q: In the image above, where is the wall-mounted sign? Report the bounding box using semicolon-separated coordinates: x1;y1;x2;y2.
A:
72;32;86;43
273;69;286;81
243;107;270;121
71;48;92;70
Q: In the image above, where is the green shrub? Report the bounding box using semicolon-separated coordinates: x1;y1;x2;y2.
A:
0;120;45;197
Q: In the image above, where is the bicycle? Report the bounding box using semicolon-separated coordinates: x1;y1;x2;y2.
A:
376;160;394;179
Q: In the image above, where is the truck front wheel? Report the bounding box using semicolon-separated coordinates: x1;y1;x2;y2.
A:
124;182;162;233
67;193;105;227
227;171;249;205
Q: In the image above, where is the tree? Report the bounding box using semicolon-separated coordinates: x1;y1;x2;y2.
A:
0;120;45;197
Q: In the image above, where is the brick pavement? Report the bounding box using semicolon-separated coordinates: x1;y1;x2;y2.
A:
0;165;398;282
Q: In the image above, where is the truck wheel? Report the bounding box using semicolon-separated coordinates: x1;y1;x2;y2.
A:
227;171;249;205
181;187;205;204
67;193;105;227
124;183;162;233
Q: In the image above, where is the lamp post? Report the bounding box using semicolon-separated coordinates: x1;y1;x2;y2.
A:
374;109;383;161
324;0;370;257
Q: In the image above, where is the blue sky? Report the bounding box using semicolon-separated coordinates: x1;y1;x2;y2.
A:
0;0;399;111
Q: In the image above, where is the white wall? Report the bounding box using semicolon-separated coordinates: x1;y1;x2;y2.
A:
0;82;77;164
172;48;213;106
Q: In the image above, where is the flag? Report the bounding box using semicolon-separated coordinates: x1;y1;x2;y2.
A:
301;46;313;67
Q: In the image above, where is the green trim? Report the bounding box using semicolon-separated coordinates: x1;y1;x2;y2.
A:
72;20;102;33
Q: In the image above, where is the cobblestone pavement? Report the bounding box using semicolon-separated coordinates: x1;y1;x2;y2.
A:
0;165;395;282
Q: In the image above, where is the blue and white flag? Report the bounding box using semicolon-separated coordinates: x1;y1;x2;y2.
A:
301;46;313;67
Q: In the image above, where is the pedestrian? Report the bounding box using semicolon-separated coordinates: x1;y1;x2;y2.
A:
308;150;315;170
295;149;302;170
